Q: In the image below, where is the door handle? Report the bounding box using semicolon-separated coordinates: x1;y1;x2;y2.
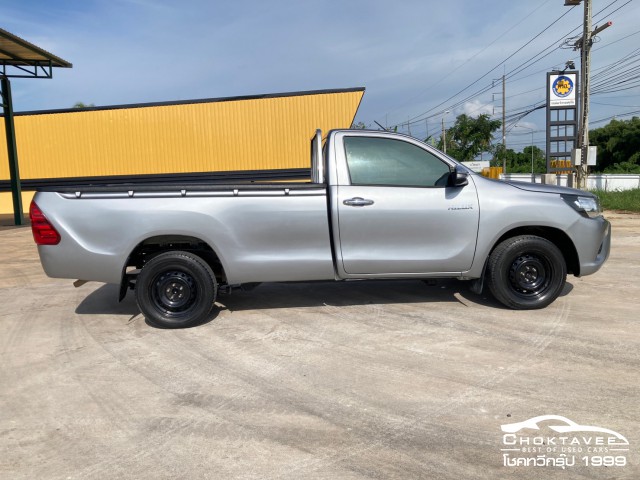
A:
343;197;374;207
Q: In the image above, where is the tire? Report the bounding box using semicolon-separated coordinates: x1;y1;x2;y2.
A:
135;251;217;328
487;235;566;310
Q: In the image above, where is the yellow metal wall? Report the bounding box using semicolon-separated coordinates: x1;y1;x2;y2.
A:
0;89;364;180
0;191;34;215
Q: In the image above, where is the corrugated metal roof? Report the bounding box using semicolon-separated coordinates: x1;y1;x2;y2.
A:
0;27;72;68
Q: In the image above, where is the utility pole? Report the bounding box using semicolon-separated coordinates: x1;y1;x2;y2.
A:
576;0;591;190
502;74;506;175
441;110;449;153
569;0;612;189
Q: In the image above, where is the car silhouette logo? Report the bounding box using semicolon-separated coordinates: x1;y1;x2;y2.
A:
501;415;629;445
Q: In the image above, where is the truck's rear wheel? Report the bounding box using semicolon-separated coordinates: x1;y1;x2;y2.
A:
487;235;566;310
135;251;217;328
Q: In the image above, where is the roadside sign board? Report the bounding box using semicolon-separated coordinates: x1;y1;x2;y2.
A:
461;161;490;173
549;73;577;107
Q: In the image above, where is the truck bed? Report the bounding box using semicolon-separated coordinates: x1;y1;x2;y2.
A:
34;181;335;286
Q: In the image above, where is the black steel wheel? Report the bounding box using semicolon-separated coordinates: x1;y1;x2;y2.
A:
135;251;217;328
487;235;566;310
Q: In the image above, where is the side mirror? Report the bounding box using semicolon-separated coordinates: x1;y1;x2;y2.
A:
448;169;469;187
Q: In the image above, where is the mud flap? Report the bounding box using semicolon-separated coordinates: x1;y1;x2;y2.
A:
119;275;130;302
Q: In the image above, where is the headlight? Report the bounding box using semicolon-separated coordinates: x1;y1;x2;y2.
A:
562;194;602;218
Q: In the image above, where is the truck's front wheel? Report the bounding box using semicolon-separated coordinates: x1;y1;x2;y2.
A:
487;235;566;310
135;251;217;328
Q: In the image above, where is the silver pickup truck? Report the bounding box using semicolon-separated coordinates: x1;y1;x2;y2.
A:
31;129;611;328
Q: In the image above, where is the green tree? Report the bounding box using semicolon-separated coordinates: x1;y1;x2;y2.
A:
438;113;501;161
350;121;367;129
491;146;546;174
72;102;95;108
589;117;640;173
511;146;546;173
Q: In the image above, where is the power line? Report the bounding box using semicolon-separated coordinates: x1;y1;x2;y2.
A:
383;0;637;138
497;0;633;112
504;0;627;82
591;109;640;124
415;0;626;125
497;32;640;127
382;0;555;120
403;6;579;125
593;28;640;51
592;101;640;107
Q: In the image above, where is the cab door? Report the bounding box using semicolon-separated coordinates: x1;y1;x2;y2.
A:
334;134;480;275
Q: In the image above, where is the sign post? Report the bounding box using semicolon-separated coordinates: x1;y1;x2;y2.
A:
546;71;579;180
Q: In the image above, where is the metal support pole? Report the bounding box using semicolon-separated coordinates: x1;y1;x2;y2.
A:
1;76;23;225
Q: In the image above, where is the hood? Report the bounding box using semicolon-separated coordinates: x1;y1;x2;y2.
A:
503;180;595;197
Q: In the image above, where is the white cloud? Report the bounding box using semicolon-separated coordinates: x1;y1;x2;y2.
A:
459;100;495;117
1;0;638;133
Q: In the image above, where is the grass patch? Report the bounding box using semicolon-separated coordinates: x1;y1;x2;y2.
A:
590;188;640;212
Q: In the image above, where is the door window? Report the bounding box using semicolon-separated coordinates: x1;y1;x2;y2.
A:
344;136;451;187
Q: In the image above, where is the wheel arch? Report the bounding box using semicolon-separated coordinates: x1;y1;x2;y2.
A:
119;234;228;301
490;226;580;276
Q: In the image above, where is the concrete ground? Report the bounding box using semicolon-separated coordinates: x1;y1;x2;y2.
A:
1;213;639;479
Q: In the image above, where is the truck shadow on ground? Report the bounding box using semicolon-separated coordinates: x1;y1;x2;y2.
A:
75;279;574;326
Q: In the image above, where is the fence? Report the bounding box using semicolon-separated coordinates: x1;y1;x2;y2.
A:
501;173;640;191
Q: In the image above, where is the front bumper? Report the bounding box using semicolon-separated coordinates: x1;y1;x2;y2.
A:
574;216;611;277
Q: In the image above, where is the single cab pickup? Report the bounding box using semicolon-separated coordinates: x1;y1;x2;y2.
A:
31;129;611;328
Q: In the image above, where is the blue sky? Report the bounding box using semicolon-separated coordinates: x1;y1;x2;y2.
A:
2;0;640;152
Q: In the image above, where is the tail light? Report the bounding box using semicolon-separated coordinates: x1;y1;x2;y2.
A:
30;201;61;245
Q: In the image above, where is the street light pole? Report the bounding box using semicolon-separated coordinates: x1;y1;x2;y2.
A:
530;129;535;183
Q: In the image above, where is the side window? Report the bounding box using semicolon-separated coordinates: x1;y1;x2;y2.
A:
344;136;451;187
